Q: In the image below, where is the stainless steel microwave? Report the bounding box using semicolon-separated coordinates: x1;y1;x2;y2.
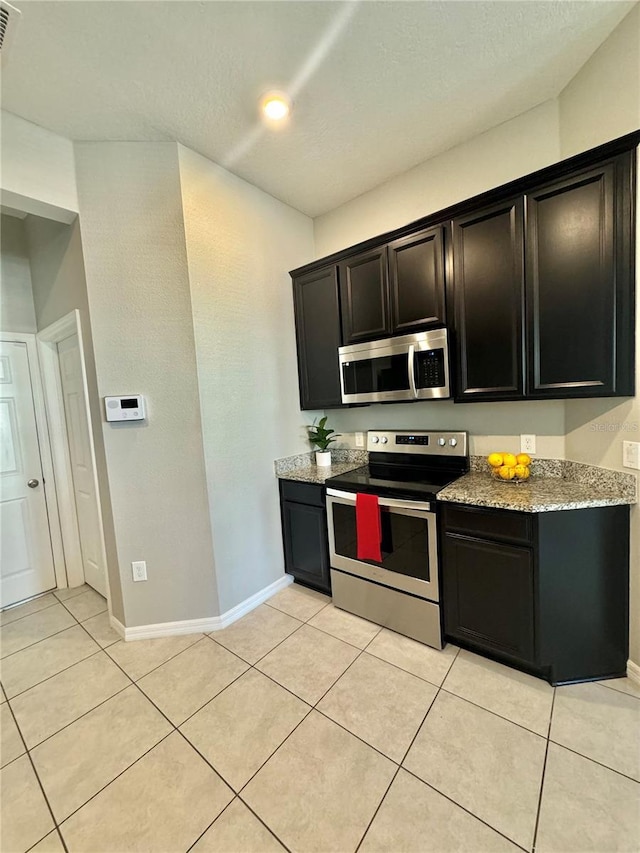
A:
339;328;451;404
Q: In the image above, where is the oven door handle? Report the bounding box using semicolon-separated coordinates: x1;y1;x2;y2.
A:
326;488;432;513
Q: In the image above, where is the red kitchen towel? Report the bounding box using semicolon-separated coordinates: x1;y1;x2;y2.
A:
356;493;382;562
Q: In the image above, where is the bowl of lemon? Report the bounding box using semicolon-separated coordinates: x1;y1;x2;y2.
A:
487;452;532;483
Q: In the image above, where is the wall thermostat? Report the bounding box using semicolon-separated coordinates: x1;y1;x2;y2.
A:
104;395;146;422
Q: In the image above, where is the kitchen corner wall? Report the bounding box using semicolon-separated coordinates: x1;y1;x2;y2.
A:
559;4;640;665
25;214;124;622
178;146;317;613
74;142;218;627
313;4;640;665
313;99;566;458
0;214;37;333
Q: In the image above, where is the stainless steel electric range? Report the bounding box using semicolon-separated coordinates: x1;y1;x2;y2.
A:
325;430;469;649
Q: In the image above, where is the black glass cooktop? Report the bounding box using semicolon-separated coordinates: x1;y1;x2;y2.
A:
326;462;465;501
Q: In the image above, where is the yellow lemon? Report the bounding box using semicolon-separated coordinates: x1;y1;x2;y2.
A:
487;453;503;468
502;453;517;468
514;464;530;479
499;465;515;480
516;453;531;466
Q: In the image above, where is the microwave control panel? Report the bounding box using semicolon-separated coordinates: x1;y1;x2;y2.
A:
104;395;146;422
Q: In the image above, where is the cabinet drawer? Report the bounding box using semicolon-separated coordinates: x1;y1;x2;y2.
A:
280;479;325;507
443;504;532;546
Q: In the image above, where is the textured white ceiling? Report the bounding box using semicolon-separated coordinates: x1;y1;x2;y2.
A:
2;1;636;216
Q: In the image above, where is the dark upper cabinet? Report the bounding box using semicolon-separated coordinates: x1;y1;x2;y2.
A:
291;135;637;405
452;200;525;401
388;226;446;333
339;246;391;345
525;157;634;397
292;265;343;410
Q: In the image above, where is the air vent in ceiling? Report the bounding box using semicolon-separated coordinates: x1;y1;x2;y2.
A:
0;1;21;58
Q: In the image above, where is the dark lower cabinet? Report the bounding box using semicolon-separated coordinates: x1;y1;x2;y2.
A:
442;534;534;663
442;503;629;684
279;480;331;594
292;265;343;409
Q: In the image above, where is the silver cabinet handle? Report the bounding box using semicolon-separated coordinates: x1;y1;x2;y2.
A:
27;479;39;489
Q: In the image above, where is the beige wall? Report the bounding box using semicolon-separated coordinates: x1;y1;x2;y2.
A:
313;9;639;666
559;4;640;159
178;146;317;612
26;215;123;621
0;214;37;333
0;111;78;221
559;5;640;665
314;99;561;257
74;142;218;627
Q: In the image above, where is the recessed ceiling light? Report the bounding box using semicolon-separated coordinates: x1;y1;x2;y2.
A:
260;91;291;122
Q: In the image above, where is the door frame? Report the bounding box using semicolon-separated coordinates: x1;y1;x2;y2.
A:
37;310;110;600
0;331;67;591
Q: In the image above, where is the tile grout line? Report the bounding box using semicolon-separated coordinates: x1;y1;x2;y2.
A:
437;683;551;739
3;646;106;702
546;739;640;785
66;611;298;853
2;690;70;853
0;597;60;627
531;687;557;852
354;645;460;852
0;620;82;662
598;680;640;701
400;765;531;853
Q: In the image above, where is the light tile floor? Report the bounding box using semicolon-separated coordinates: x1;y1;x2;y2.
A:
1;581;639;853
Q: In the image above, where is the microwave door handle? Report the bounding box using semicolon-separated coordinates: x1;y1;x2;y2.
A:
408;344;418;399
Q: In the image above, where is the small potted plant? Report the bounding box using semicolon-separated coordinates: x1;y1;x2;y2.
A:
308;416;340;467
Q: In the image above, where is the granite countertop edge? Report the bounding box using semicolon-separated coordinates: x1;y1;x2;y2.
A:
274;451;637;511
438;471;636;513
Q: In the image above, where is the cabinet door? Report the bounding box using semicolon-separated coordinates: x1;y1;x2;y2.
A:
389;227;445;333
442;533;535;664
292;266;343;409
452;199;525;401
525;164;618;397
282;500;331;594
339;247;391;344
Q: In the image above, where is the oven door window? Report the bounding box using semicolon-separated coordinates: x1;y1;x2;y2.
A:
342;354;410;396
331;502;432;582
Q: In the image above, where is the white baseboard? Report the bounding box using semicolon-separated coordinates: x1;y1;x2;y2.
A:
627;659;640;687
109;574;294;641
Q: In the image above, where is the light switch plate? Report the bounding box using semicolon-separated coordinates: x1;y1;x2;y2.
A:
520;434;536;454
623;441;640;470
132;561;147;582
355;432;365;448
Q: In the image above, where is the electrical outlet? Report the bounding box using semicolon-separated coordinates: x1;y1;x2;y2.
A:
355;432;365;448
132;561;147;582
520;434;536;454
623;441;640;470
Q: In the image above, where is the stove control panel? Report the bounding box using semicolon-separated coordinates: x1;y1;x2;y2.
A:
367;430;468;457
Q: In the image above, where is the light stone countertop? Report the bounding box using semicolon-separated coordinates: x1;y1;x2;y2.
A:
438;471;636;513
276;461;366;485
274;450;636;511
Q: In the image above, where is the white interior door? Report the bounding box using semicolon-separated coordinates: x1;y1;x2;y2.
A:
0;340;56;607
57;334;106;597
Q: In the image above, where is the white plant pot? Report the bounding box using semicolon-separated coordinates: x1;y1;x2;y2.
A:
315;450;332;467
